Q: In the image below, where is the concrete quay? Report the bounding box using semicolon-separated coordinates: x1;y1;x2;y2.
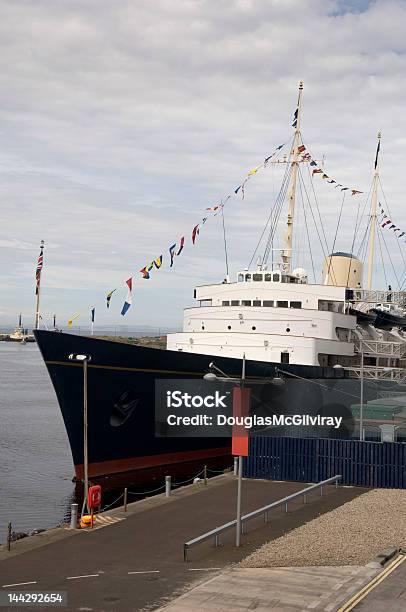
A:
0;474;366;611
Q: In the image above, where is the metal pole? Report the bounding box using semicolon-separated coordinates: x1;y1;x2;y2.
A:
83;359;89;516
204;465;207;485
70;503;78;529
360;351;364;442
165;475;171;497
236;354;246;547
236;456;243;547
234;456;238;476
124;487;128;512
7;522;11;551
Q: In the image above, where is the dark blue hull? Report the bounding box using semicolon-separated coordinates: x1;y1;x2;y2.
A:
34;330;349;480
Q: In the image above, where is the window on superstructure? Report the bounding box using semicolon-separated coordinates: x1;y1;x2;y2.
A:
231;300;240;306
263;300;274;307
238;274;244;282
253;300;261;306
277;301;288;308
242;300;252;306
265;274;272;281
253;274;262;281
245;274;252;281
290;301;302;309
281;352;290;364
222;301;230;306
273;273;280;282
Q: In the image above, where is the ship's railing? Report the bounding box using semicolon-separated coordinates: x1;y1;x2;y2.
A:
352;338;406;358
183;475;341;561
344;366;406;382
346;289;406;305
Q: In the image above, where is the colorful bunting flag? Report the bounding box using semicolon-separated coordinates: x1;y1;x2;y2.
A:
91;307;95;323
106;289;116;308
176;236;185;256
312;168;323;175
68;313;80;328
153;255;163;269
351;190;363;196
192;224;200;244
169;243;176;267
297;145;306;153
121;277;133;316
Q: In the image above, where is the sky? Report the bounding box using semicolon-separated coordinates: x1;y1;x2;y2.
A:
1;0;406;330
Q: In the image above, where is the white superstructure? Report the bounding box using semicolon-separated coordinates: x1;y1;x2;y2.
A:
168;269;356;366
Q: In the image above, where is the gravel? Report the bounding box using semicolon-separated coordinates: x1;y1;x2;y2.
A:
240;488;406;567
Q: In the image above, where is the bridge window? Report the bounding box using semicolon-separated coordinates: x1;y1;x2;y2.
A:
277;301;288;308
290;301;302;309
242;300;252;306
199;299;212;307
263;300;274;307
253;300;261;306
273;273;281;282
231;300;240;306
253;274;262;281
238;274;244;282
265;274;272;281
245;274;252;282
222;301;230;306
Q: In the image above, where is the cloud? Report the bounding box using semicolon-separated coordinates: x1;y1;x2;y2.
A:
0;0;405;325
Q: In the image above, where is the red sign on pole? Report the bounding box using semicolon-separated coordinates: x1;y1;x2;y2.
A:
88;485;102;510
231;387;251;457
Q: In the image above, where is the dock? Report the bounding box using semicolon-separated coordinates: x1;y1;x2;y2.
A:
0;473;365;611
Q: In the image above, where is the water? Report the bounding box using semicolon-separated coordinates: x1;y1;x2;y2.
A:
0;342;74;542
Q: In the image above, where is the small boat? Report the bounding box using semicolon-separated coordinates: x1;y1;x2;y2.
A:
370;307;406;330
349;308;377;325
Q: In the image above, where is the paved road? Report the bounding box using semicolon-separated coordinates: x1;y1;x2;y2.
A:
350;553;406;611
0;476;366;611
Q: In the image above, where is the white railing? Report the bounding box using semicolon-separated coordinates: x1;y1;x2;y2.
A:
352;338;406;358
347;289;406;305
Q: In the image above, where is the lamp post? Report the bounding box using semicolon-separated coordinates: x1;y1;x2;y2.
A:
204;354;247;547
69;353;92;516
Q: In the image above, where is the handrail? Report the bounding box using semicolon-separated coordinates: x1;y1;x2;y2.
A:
183;475;341;561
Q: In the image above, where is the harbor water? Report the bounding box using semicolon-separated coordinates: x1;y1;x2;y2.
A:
0;342;74;542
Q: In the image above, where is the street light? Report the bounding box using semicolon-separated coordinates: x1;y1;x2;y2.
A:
69;353;92;516
204;355;250;547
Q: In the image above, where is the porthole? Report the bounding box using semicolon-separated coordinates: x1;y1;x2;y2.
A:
202;326;205;330
227;325;231;330
286;327;290;332
252;326;256;330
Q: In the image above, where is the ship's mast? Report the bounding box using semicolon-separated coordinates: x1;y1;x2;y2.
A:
281;81;303;274
366;133;381;290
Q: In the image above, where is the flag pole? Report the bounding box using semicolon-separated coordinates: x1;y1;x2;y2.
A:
35;240;45;330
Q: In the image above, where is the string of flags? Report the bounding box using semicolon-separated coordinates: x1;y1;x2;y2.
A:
68;137;364;321
306;148;363;196
109;139;290;315
379;205;406;240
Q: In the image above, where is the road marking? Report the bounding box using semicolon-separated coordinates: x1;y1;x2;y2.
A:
66;574;100;580
338;553;406;611
2;581;37;588
188;568;221;571
128;570;160;575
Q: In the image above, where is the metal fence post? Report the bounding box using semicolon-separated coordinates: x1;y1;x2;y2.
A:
124;488;128;512
234;456;238;476
7;522;12;551
70;504;78;529
204;465;207;485
165;475;171;497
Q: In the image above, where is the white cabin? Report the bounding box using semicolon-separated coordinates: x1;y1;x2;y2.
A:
167;269;356;366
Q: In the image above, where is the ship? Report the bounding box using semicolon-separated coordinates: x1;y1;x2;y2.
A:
8;314;35;343
34;82;406;483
